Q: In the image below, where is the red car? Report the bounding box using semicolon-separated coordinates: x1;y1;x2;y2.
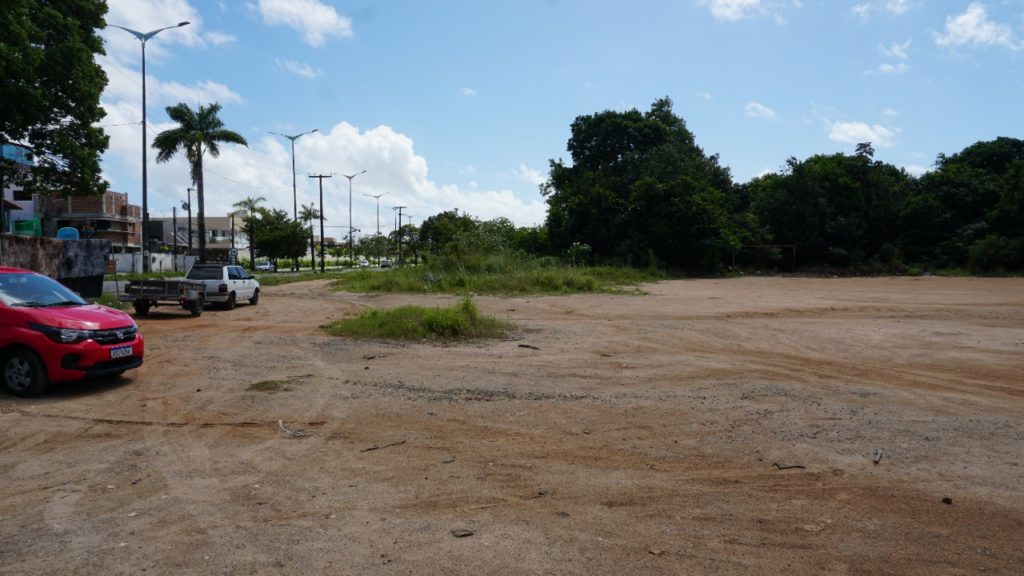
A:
0;267;144;396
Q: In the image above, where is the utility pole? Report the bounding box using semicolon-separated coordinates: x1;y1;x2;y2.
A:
308;174;333;274
394;205;407;265
172;206;178;272
185;187;193;253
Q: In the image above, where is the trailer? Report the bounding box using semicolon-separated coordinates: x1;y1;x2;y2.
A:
119;278;206;317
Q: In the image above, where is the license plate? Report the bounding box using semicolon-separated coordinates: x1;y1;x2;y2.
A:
110;345;133;359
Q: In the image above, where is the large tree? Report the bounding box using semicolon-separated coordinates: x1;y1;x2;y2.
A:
543;97;736;270
153;102;247;262
249;207;307;263
1;0;109;193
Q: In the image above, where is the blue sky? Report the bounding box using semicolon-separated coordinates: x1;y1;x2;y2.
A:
97;1;1024;233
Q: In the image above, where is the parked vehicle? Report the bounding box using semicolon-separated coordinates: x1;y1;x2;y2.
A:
0;267;144;397
184;264;260;310
120;278;206;317
359;259;369;268
380;259;392;269
255;260;276;272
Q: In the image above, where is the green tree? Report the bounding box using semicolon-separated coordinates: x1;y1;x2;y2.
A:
749;151;914;268
233;195;265;270
249;208;306;262
299;203;320;272
544;97;736;270
419;210;479;263
0;0;109;194
153;102;248;263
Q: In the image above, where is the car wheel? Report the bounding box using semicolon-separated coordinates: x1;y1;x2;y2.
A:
133;301;151;316
2;348;49;397
225;292;236;310
189;297;204;317
250;288;259;306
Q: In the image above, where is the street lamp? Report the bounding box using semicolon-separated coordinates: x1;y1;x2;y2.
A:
363;191;388;264
342;170;366;266
110;20;191;273
269;129;318;220
270;129;317;271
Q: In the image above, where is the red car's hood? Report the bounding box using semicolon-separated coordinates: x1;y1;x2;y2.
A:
21;303;136;330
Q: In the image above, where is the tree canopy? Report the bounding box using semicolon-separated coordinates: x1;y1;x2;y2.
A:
1;0;110;194
543;97;738;270
539;97;1023;274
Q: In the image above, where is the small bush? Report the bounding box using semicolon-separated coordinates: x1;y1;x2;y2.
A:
325;297;510;341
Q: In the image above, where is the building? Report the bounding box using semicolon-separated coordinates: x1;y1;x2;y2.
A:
35;191;141;254
1;143;35;234
149;214;250;253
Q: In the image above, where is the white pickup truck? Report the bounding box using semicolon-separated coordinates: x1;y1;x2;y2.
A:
184;264;260;310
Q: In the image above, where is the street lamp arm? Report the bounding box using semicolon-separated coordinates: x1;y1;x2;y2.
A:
109;21;190;42
270;128;319;142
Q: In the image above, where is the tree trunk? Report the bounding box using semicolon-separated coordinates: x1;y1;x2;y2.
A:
196;153;206;263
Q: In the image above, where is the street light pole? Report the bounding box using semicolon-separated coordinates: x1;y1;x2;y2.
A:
269;129;318;220
110;21;190;273
363;191;388;264
271;129;317;271
342;170;366;266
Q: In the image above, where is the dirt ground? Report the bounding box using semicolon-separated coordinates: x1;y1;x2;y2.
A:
1;276;1022;575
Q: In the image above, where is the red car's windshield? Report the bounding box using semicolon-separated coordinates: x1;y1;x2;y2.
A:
0;273;87;308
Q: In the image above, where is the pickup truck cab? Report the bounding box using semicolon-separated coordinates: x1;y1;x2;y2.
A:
184;264;260;310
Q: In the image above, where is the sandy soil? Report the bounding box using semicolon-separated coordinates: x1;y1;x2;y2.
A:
1;276;1022;575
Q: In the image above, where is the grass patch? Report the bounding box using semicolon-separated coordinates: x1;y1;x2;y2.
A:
89;293;127;310
332;262;664;296
247;380;290;392
325;297;512;341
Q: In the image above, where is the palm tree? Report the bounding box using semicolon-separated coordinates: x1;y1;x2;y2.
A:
233;195;265;269
299;203;321;272
153;102;248;263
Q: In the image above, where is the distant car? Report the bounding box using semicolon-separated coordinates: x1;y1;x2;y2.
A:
379;259;392;269
185;264;260;310
359;259;369;268
0;267;144;396
255;260;275;272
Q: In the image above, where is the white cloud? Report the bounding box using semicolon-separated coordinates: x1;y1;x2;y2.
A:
514;163;547;187
880;40;911;60
877;62;909;74
745;101;778;119
850;3;871;21
696;91;714;101
827;121;899;147
850;0;916;21
112;121;548;231
885;0;914;16
203;31;236;46
255;0;353;47
936;2;1021;50
903;164;929;177
882;108;900;117
275;59;320;79
461;87;477;97
697;0;765;22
